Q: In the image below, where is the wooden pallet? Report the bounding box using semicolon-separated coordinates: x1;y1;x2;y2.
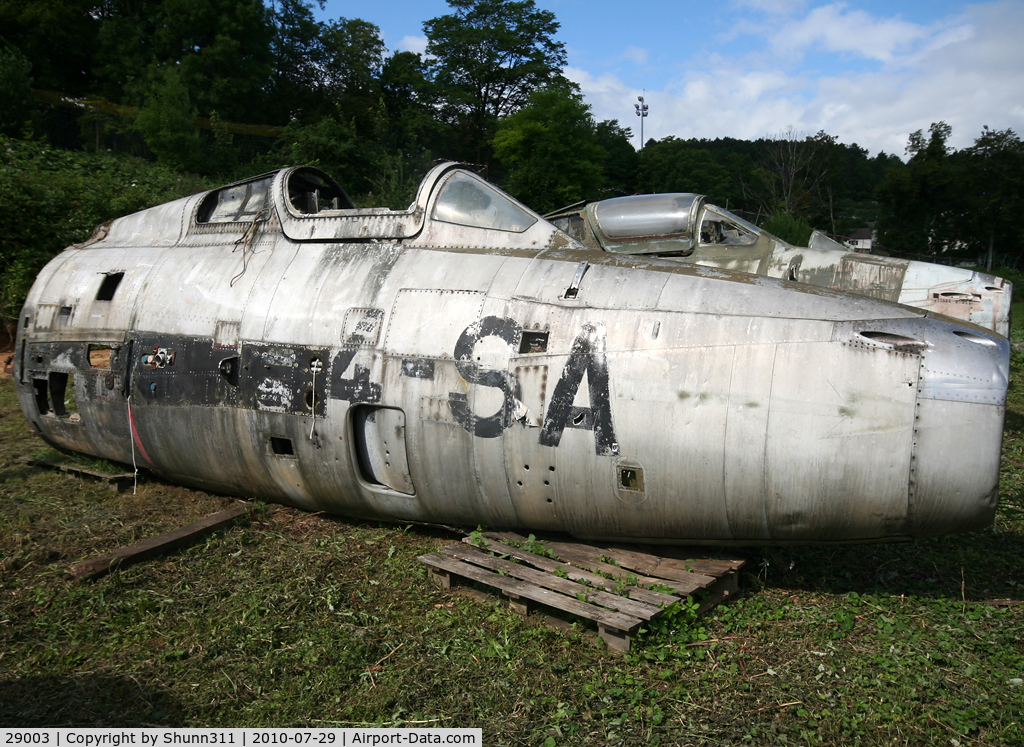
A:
21;457;139;493
419;531;745;651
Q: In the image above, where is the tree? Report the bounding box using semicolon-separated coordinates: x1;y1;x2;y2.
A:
93;0;276;123
93;0;161;106
266;0;327;123
0;0;99;95
424;0;567;163
907;121;952;160
876;122;957;258
743;128;834;220
320;18;387;134
492;84;603;214
762;211;813;246
0;138;210;337
594;119;639;197
638;137;735;205
381;51;451;157
133;65;204;172
0;45;33;136
956;126;1024;268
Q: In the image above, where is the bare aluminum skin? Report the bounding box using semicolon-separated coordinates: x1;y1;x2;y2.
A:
547;195;1013;337
13;164;1008;544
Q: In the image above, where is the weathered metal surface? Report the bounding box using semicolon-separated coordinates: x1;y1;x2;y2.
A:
13;163;1010;544
547;197;1012;336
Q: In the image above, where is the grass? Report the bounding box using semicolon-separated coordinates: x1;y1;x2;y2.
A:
1;353;1023;745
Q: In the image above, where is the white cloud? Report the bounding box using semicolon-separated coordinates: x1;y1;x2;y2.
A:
570;1;1024;155
396;35;428;55
768;3;933;62
621;46;649;65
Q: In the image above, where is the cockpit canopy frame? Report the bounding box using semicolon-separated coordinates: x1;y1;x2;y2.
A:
191;163;540;243
586;193;705;255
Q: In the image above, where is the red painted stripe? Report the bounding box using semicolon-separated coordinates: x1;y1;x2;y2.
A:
127;399;153;466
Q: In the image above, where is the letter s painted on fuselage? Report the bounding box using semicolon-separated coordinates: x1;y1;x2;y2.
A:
448;317;618;456
449;315;523;438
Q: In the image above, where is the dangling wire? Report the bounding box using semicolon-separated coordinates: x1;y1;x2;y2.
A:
309;367;317;439
309;357;323;439
231;207;270;287
127;394;138;495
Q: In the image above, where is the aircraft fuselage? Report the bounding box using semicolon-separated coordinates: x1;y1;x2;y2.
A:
13;165;1010;543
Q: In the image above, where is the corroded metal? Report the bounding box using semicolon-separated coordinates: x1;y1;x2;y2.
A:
13;164;1009;544
547;196;1012;336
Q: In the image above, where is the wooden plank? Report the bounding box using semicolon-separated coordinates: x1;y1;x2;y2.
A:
485;531;733;595
440;544;664;621
23;458;138;493
590;545;724;580
69;504;251;581
418;552;644;633
650;558;734;579
461;536;679;608
526;539;705;596
576;542;671;575
639;545;747;574
542;539;718;589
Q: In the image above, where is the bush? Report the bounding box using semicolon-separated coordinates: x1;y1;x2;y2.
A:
761;211;813;246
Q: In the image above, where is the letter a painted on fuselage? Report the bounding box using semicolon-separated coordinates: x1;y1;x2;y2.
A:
539;322;618;456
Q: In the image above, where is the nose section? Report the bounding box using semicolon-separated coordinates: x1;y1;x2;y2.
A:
909;320;1008;537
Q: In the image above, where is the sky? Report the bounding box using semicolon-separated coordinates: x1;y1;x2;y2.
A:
316;0;1024;157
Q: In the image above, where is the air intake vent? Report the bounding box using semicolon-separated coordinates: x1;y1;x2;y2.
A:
859;331;928;352
952;330;999;347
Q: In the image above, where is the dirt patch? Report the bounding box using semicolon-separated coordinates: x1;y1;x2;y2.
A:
2;344;13;378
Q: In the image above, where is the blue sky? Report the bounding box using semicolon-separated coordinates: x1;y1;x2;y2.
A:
317;0;1024;157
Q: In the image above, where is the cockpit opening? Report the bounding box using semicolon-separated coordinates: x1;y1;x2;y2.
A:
196;167;356;225
699;206;760;247
286;167;354;214
197;176;274;224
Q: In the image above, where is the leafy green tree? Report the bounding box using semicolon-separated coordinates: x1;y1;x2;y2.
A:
279;113;362;185
93;0;160;105
94;0;275;124
0;45;34;136
876;122;956;257
320;18;387;134
762;211;813;246
380;51;450;157
277;109;423;208
134;66;204;172
955;126;1024;268
0;0;99;95
594;120;639;197
638;137;735;205
154;0;274;122
492;84;604;214
266;0;327;123
424;0;567;163
207;110;239;176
